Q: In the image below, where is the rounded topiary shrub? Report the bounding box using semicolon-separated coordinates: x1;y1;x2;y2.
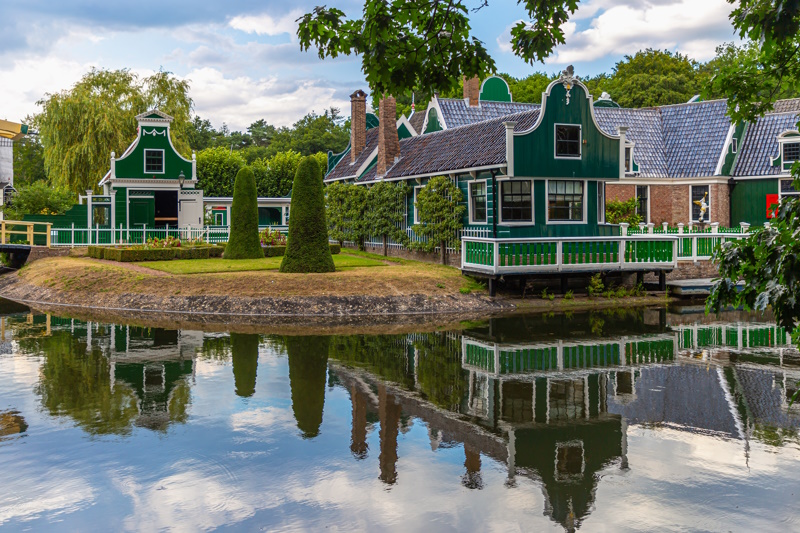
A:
279;157;335;273
224;166;263;259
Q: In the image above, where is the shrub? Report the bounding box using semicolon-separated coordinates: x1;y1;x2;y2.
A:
206;246;224;258
606;198;642;226
564;290;574;300
146;235;181;248
259;228;286;246
326;182;368;248
174;247;209;260
87;246;104;259
263;245;287;257
224;167;263;259
103;247;176;262
365;181;409;256
5;181;74;219
587;273;604;298
410;176;465;264
329;244;341;255
541;287;555;301
280;157;335;273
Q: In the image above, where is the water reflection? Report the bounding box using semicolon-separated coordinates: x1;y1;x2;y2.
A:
1;304;799;530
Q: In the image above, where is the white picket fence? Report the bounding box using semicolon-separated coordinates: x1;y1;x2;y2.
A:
49;224;288;247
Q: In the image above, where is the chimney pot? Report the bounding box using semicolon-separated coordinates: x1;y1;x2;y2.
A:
463;76;481;107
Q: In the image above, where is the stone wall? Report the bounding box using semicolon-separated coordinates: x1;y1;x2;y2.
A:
357;243;462;267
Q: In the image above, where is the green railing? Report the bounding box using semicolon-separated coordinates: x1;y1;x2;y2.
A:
677;324;791;350
464;240;495;267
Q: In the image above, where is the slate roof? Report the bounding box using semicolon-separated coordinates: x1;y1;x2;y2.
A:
770;98;800;114
325;127;379;181
362;110;541;182
594;107;668;177
659;100;732;178
437;98;540;128
733;111;799;177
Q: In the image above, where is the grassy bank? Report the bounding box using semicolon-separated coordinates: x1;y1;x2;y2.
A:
15;251;480;299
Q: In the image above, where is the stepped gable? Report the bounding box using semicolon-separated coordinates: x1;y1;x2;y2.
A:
363;110;540;182
437;98;539;128
733;111;799;177
325;127;379;181
659;99;732;178
594;107;668;177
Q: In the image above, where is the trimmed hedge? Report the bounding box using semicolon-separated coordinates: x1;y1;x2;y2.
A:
280;157;335;273
174;247;210;260
103;248;176;262
263;245;286;257
329;244;341;255
207;246;224;258
87;246;104;259
224;167;263;259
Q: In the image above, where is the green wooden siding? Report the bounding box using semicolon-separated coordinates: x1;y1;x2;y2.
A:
721;122;747;176
114;126;192;180
513;83;621;179
731;178;777;226
424;108;442;133
129;197;155;228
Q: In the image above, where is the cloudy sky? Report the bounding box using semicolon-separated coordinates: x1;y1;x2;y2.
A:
1;0;740;131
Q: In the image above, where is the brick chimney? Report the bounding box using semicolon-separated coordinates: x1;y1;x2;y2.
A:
377;95;400;177
463;76;480;107
350;89;367;163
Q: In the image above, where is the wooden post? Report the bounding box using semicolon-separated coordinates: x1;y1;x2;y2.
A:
45;223;52;248
27;224;33;245
1;221;5;244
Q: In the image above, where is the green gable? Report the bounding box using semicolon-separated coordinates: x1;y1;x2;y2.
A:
114;125;192;180
514;81;621;179
424;108;442;133
479;76;512;103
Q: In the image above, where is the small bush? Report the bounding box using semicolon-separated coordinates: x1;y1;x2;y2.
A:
564;290;574;300
174;247;210;260
206;246;224;258
329;244;341;255
103;247;176;262
587;273;604;298
263;245;287;257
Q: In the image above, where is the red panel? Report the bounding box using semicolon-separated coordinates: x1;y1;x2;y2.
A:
766;194;779;219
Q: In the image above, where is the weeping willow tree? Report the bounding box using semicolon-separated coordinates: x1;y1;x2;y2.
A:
35;68;193;195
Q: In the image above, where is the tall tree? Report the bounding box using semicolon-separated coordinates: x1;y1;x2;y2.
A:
35;68;192;195
11;136;47;188
366;181;409;256
604;49;702;108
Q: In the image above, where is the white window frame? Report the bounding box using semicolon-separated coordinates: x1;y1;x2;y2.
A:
545;179;587;225
468;179;489;224
690;184;711;223
779;178;800;200
635;185;650;224
144;149;165;175
597;181;606;224
554;123;582;160
782;141;800;166
731;137;738;154
497;178;534;225
413;185;423;224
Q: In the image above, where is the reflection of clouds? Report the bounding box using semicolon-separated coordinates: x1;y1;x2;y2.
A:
115;465;276;533
0;464;95;525
231;407;296;434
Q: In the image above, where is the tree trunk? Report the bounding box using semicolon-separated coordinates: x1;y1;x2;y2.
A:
383;234;388;256
440;240;447;265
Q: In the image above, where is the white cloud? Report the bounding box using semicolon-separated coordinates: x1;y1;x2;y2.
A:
497;0;739;67
228;10;303;39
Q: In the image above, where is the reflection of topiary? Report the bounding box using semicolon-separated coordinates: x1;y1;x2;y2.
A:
231;333;259;398
285;335;330;438
224;167;263;259
280;156;335;273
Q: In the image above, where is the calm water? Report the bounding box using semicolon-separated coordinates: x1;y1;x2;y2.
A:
1;302;799;532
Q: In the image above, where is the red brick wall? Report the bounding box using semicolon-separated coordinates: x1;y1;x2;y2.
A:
377;96;400;176
605;184;635;202
710;183;730;227
350;90;367;164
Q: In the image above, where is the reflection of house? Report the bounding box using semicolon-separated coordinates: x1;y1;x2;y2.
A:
0;410;27;440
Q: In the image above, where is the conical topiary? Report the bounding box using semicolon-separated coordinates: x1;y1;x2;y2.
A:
224;166;263;259
280;156;335;273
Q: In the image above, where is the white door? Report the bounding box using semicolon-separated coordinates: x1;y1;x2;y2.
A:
178;189;203;228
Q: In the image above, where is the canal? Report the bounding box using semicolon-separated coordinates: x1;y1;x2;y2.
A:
0;301;798;531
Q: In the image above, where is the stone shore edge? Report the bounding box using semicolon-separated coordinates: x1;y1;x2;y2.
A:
0;274;515;319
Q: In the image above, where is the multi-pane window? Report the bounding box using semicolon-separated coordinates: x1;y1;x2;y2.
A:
413;186;422;224
636;185;649;223
783;142;800;163
691;185;710;222
548;180;584;221
781;179;800;197
92;205;110;226
555;125;581;158
500;181;532;222
145;149;164;173
625;147;633;173
470;182;487;223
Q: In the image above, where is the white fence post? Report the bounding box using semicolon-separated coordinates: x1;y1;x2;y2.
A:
740;222;750;234
70;223;75;248
620;222;629;236
662;222;668;233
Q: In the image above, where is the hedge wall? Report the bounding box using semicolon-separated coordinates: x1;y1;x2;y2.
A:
103;248;176;262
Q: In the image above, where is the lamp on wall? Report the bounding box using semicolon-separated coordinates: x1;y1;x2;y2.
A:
178;170;186;190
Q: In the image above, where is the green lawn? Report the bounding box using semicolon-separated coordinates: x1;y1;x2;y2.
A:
139;254;386;275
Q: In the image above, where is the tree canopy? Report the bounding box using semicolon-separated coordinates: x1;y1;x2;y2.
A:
34;68;192;195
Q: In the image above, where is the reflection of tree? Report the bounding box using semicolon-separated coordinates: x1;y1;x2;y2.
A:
328;335;415;389
197;335;232;361
231;333;259;398
350;385;369;459
414;333;466;411
32;331;139;436
285;336;330;439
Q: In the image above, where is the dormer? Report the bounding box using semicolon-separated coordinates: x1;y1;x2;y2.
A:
770;130;800;173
